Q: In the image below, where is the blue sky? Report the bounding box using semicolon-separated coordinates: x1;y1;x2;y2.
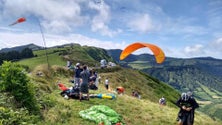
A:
0;0;222;59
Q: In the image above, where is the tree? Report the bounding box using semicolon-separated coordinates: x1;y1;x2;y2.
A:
20;48;34;58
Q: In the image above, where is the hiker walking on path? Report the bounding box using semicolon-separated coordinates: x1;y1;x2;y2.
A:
176;92;199;125
79;65;90;101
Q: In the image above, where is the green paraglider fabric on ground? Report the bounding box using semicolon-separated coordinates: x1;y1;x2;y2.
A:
79;105;124;125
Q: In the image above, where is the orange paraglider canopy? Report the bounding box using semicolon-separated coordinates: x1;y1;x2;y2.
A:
120;42;165;64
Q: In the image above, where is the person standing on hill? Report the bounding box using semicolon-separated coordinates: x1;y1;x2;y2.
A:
105;77;109;90
79;65;90;101
74;63;83;87
176;92;199;125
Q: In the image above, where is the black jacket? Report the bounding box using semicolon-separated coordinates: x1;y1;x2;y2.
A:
176;97;199;110
176;97;199;124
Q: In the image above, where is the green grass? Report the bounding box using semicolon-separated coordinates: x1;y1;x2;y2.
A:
193;81;222;121
37;82;221;124
195;83;222;101
18;53;66;70
33;47;68;57
36;83;222;125
128;61;153;69
27;65;221;125
199;84;220;97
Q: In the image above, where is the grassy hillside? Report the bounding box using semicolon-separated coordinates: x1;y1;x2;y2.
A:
28;65;222;125
18;43;180;107
18;44;115;71
1;64;221;125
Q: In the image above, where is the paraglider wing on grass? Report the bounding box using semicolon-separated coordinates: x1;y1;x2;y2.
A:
79;105;124;125
120;42;165;64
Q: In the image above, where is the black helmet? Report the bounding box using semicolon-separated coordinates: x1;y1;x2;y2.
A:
181;92;189;101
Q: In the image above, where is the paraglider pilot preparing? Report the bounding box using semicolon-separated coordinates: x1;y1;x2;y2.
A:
176;92;199;125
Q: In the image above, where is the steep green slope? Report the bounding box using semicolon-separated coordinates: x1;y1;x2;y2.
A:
99;68;180;107
1;64;221;125
29;65;222;125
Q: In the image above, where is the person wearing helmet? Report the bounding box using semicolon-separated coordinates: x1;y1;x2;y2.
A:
159;96;166;106
176;92;199;125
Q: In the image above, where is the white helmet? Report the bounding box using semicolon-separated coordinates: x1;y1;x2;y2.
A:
181;93;189;101
76;63;80;66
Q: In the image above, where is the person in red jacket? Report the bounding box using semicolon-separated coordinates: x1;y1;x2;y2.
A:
116;87;124;94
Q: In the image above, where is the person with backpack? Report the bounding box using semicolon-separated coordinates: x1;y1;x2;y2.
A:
176;92;199;125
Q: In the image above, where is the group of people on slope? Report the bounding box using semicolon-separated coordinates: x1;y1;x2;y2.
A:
159;91;199;125
72;63;100;101
71;62;126;101
69;62;200;125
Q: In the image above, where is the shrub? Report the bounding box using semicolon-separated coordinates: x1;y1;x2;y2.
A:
0;106;39;125
0;61;40;115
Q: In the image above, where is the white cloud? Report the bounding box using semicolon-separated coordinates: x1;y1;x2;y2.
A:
88;0;122;37
1;0;87;33
0;31;126;50
184;44;205;56
0;32;45;49
209;37;222;51
0;0;122;36
127;14;153;33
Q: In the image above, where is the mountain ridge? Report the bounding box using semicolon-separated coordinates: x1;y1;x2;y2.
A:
0;43;43;53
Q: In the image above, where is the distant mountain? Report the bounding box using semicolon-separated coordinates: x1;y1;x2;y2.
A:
0;44;43;53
